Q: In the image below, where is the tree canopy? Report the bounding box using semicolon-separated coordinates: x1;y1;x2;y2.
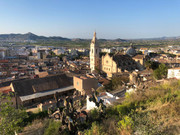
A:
153;63;168;80
0;94;27;135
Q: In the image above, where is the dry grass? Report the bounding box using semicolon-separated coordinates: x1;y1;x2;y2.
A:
102;118;120;135
20;119;47;135
126;80;180;104
125;80;180;135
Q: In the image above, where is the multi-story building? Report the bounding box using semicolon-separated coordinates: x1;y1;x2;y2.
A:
89;32;100;72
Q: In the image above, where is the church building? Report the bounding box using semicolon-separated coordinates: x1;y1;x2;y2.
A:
90;32;142;77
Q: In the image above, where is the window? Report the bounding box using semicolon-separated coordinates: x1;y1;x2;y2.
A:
77;82;79;86
92;49;93;53
106;60;108;64
96;49;97;54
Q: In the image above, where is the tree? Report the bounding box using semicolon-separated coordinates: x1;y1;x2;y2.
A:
49;51;56;57
144;60;152;70
57;54;66;61
0;94;27;135
111;76;129;90
153;63;168;80
145;60;159;70
29;52;33;56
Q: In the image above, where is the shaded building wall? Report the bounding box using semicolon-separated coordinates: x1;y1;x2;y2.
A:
73;76;98;92
82;78;98;91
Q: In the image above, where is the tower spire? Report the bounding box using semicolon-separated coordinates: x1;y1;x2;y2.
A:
91;31;96;43
90;32;99;72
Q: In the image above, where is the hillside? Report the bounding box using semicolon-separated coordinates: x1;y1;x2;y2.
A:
0;32;70;42
83;80;180;135
2;32;180;48
11;79;179;135
0;79;180;135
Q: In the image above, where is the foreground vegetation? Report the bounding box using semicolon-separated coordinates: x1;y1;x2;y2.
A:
0;79;180;135
84;80;180;135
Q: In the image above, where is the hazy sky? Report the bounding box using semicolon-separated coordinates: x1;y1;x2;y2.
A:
0;0;180;39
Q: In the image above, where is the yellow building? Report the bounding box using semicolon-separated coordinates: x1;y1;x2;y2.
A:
132;54;144;65
101;53;138;77
176;53;180;60
140;48;148;54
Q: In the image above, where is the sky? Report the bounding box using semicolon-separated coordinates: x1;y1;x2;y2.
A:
0;0;180;39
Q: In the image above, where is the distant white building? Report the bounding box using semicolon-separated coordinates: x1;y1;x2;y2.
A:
0;48;6;58
31;48;38;53
167;67;180;79
77;48;86;52
101;48;113;53
53;48;65;55
86;92;119;110
17;47;29;56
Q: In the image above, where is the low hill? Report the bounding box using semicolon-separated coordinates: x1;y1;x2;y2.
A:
0;32;70;42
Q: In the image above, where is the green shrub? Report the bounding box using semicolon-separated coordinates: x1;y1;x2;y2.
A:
153;63;167;80
118;116;134;131
111;76;129;90
105;106;119;118
89;109;100;121
116;103;136;116
84;122;106;135
44;120;61;135
24;110;48;124
145;60;159;70
0;94;28;135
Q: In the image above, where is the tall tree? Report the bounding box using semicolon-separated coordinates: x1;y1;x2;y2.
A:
0;94;27;135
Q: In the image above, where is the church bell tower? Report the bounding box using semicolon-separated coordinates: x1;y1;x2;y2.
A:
90;32;99;72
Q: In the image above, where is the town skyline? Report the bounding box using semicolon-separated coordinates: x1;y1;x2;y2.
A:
1;32;180;40
0;1;180;134
0;28;180;135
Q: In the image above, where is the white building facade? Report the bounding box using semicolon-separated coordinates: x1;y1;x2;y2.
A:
167;68;180;79
86;92;119;110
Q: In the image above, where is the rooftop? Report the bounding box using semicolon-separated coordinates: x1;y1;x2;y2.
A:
133;54;144;59
11;74;72;97
20;85;74;102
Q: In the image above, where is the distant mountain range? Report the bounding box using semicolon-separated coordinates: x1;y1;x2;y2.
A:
0;32;180;43
0;32;129;43
0;32;70;43
130;36;180;41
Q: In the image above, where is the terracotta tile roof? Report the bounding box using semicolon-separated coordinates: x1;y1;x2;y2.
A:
133;54;144;59
0;78;27;87
11;74;72;97
112;54;137;71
